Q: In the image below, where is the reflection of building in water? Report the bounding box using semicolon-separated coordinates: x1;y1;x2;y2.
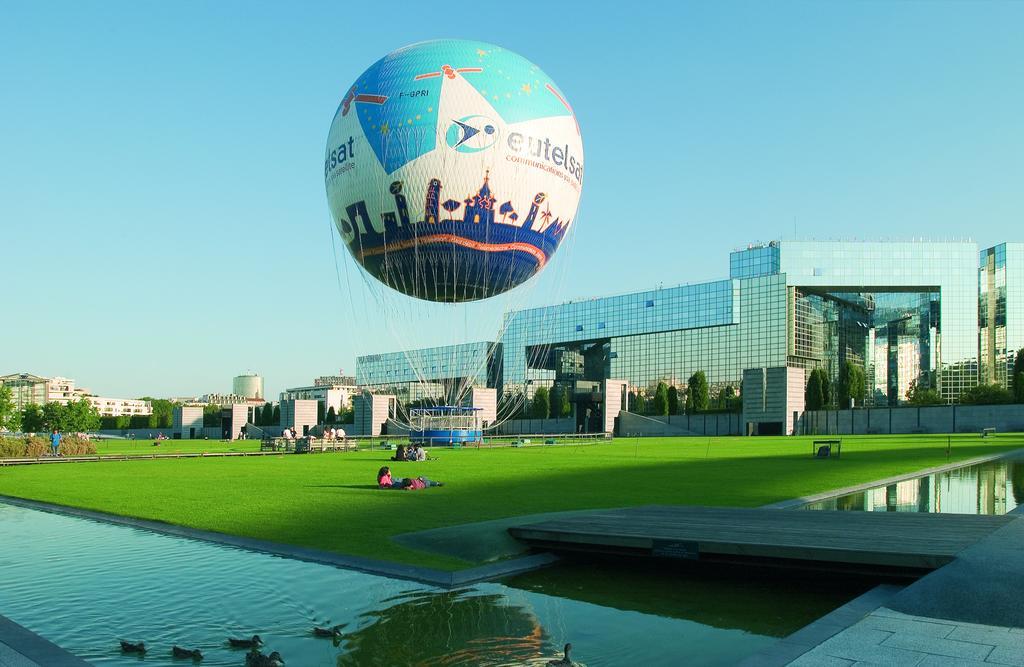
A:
814;460;1019;515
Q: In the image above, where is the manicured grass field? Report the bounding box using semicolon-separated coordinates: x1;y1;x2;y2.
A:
91;439;262;455
1;434;1021;571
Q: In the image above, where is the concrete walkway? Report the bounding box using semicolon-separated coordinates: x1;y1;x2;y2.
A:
789;608;1024;666
0;615;90;666
886;516;1024;628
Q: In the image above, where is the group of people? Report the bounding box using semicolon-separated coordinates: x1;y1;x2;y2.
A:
280;427;347;441
391;444;427;461
376;466;443;490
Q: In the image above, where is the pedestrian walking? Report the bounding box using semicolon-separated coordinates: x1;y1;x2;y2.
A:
50;429;62;457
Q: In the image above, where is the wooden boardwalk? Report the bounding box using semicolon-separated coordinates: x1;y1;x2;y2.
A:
508;505;1018;571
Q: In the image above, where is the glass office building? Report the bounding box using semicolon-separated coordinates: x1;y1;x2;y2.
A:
356;340;501;405
358;239;1020;410
980;243;1024;392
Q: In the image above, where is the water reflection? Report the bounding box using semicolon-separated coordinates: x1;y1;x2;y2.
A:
806;456;1024;514
0;502;823;666
336;589;547;666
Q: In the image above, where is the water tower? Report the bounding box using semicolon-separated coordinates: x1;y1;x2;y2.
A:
233;373;263;400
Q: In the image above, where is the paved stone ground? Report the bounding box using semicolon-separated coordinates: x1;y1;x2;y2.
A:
887;516;1024;628
789;607;1024;666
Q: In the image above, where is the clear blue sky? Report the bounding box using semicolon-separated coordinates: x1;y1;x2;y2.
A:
2;1;1021;399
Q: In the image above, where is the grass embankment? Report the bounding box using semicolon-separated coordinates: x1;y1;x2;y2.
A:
0;434;1020;571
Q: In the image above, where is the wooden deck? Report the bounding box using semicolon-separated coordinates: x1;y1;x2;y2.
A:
508;505;1018;571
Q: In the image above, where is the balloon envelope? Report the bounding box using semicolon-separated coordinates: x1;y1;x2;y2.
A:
325;39;584;302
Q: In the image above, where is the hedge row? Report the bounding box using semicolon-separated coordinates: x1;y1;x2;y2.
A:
0;435;97;458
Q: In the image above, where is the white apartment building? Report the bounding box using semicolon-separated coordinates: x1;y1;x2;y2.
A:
0;372;153;417
280;381;357;417
84;396;152;417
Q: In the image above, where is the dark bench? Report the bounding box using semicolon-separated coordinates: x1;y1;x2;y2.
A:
812;439;842;458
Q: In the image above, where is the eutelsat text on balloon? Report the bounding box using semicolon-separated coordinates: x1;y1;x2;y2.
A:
325;39;584;303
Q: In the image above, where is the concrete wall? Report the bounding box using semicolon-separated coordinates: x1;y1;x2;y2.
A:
799;404;1024;435
470;388;497;426
279;399;318;436
352;393;396;436
742;367;806;435
603;379;627;434
619;412;742;436
494;418;575;435
172;406;204;439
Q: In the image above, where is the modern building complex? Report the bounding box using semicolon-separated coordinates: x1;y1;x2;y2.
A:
356;239;1024;432
357;341;502;405
0;373;152;417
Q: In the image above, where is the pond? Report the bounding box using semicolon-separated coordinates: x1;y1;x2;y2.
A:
0;502;871;666
803;455;1024;514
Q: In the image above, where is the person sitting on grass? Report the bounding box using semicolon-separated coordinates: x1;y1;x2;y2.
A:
376;466;443;490
391;445;407;461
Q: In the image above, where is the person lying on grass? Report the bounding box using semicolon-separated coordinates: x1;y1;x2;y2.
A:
376;466;444;490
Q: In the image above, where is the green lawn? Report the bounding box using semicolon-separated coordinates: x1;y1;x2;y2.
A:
1;434;1020;571
90;439;262;455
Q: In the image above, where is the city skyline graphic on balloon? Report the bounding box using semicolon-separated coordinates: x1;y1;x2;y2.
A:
325;39;584;302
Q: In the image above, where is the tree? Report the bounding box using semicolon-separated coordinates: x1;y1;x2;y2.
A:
338;406;353;424
42;402;68;432
531;387;550;419
722;384;738;412
805;370;824;411
64;398;101;432
667;385;679;415
272;404;280;424
838;361;866;408
820;370;833;408
140;397;176;428
634;393;647;415
317;401;326;424
687;371;709;413
906;380;943;406
959;384;1013;406
203;403;223;427
551;383;571;418
652;382;669;416
326;406;337;424
0;385;18;432
1013;348;1024;403
259;402;273;426
21;403;45;432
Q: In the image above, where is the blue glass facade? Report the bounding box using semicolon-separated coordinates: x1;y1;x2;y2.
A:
730;243;780;279
358;239;1020;408
356;341;500;404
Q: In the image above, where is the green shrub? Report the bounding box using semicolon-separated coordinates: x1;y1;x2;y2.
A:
0;435;97;458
